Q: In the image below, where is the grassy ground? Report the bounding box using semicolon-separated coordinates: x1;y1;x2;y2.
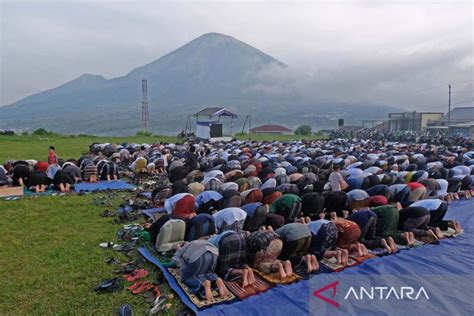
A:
0;132;327;314
0;133;327;162
0;135;179;162
0;193;183;315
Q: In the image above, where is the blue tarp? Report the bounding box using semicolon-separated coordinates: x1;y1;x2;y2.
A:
142;207;167;221
202;199;474;315
73;180;135;192
140;200;474;315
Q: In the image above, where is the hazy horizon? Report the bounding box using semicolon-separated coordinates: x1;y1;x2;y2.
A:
1;0;472;112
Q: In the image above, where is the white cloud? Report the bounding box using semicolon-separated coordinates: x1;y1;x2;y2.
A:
1;0;472;109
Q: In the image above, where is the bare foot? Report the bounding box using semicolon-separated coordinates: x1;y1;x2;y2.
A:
356;242;364;257
310;255;319;272
342;210;349;218
387;237;398;253
335;250;342;264
267;226;274;232
242;269;249;288
247;268;256;286
216;278;229;298
306;255;313;273
402;232;412;246
203;280;213;301
360;243;369;256
259;226;267;231
341;249;349;265
330;212;337;221
427;229;439;240
434;227;444;239
277;262;287;280
381;238;392;254
319;213;325;219
284;260;293;277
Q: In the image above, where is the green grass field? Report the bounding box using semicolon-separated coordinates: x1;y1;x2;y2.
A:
0;133;327;314
0;133;326;162
0;135;179;162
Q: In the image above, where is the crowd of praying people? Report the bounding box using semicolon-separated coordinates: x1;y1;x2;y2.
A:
1;137;473;302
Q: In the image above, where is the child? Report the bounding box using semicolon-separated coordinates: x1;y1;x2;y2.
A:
48;146;58;165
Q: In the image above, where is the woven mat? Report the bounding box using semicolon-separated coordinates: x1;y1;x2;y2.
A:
168;268;235;308
320;257;359;272
350;253;377;263
224;274;272;300
253;268;301;285
442;228;464;238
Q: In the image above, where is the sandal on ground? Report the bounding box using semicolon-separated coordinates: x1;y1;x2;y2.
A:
117;303;133;316
94;278;123;294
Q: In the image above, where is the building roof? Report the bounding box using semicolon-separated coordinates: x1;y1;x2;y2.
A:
441;107;474;123
194;107;237;118
250;124;292;132
449;120;474;128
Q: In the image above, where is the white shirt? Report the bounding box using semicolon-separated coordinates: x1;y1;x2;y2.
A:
410;199;444;211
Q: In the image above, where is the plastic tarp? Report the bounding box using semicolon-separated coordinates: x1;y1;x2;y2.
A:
203;199;474;315
73;180;135;192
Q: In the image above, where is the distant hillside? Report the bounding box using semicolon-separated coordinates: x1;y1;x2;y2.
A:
0;32;399;135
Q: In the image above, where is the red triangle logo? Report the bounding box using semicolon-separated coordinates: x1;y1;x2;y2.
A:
313;280;340;308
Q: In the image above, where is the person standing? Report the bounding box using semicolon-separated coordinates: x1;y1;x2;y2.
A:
48;146;58;165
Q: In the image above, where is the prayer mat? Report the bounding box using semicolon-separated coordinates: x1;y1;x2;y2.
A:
168;268;236;308
253;269;301;285
395;244;411;251
224;274;272;300
350;253;377;263
416;236;439;245
369;248;392;256
74;180;135;192
320;257;359;272
0;186;24;198
442;228;464;238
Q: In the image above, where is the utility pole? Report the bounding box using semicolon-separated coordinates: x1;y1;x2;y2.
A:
447;84;451;126
141;79;150;132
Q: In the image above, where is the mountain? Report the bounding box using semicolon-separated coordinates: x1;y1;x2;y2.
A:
0;33;398;135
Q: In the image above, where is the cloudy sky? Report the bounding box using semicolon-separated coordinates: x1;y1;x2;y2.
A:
1;0;472;110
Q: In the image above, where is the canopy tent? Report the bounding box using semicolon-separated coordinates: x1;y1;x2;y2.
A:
193;107;238;119
191;107;238;140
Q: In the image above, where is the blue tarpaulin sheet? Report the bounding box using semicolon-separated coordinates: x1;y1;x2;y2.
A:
142;207;167;221
142;200;474;315
73;180;135;192
204;199;474;315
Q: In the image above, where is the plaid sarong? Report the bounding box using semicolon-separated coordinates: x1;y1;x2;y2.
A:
216;232;248;279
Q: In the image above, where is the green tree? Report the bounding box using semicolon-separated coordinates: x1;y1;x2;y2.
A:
295;125;312;135
136;130;152;137
32;128;56;137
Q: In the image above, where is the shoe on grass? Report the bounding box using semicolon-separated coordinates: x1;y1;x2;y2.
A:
117;303;133;316
94;278;123;294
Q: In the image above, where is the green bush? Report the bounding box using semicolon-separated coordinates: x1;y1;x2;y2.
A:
32;128;57;137
136;130;152;137
294;125;312;135
21;131;29;136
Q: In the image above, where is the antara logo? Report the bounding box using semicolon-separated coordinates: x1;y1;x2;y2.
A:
313;280;430;308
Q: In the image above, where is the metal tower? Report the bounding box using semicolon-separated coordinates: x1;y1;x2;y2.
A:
141;79;150;131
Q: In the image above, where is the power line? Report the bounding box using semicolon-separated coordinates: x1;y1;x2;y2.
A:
416;99;474;111
397;79;473;96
